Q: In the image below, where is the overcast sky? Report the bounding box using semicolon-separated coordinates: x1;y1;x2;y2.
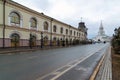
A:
13;0;120;39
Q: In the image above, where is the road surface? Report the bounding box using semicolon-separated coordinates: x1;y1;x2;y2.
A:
0;43;109;80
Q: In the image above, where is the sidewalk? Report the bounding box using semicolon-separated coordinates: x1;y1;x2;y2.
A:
90;46;112;80
0;45;71;54
0;48;37;54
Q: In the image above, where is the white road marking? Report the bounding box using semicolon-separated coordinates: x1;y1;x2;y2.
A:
52;72;61;75
75;67;87;71
36;45;107;80
50;50;100;80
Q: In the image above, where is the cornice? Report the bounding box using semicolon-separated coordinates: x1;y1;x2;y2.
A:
5;0;79;31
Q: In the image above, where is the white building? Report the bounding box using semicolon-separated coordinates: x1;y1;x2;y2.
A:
93;22;111;42
0;0;87;48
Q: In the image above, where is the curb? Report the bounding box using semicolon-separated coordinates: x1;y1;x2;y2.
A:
89;51;105;80
0;49;39;54
0;46;66;54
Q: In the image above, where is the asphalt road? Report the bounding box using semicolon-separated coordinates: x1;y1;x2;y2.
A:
0;43;109;80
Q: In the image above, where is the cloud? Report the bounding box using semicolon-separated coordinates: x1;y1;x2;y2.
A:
13;0;120;38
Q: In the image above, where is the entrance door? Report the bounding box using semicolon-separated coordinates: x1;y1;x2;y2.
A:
11;33;20;47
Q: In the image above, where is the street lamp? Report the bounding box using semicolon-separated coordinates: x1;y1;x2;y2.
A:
41;32;43;48
62;35;65;46
29;33;33;49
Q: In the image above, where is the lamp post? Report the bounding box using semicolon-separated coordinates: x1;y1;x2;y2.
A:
29;33;32;49
2;0;6;48
41;32;43;48
62;35;65;46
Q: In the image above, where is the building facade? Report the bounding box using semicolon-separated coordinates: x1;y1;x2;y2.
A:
0;0;87;48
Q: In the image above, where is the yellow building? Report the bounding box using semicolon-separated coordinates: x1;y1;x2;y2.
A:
0;0;87;48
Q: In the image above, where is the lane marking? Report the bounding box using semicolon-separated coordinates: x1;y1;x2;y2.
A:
36;45;107;80
50;50;100;80
36;49;97;80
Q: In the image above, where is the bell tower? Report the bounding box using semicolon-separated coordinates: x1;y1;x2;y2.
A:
98;21;105;36
78;18;88;35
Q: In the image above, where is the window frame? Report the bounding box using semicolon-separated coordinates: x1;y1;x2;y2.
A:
60;27;63;34
30;17;37;28
53;25;57;32
44;21;49;31
10;12;20;25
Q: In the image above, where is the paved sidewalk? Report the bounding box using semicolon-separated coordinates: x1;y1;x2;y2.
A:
95;46;112;80
0;46;69;54
0;48;38;54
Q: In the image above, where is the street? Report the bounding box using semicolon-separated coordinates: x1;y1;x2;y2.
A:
0;43;109;80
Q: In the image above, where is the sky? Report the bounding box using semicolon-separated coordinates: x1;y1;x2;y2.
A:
13;0;120;39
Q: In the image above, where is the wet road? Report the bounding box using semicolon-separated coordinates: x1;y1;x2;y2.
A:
0;43;109;80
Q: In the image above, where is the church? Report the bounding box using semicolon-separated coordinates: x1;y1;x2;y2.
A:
93;22;111;42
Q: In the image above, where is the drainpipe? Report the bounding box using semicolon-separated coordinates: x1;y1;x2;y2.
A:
2;0;6;48
69;25;71;45
50;18;53;47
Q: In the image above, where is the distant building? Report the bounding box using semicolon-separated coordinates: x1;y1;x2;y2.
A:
93;21;111;42
78;22;88;40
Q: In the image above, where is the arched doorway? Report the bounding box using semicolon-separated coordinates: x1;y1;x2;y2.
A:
53;37;57;46
73;39;76;45
70;39;72;45
11;33;20;47
66;38;68;46
44;36;48;46
29;34;36;47
31;35;36;46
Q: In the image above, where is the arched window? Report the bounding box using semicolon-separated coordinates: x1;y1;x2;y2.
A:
60;27;63;34
66;29;68;35
30;18;37;28
10;12;20;24
44;21;49;30
74;31;76;36
53;25;57;32
70;30;72;35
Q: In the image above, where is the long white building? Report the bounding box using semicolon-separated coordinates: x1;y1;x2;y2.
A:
0;0;87;48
